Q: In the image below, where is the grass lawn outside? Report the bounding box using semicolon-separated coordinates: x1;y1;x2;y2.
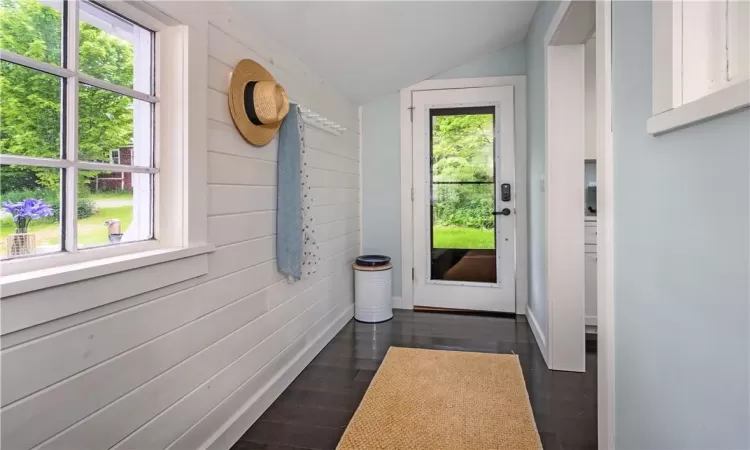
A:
0;193;134;256
432;226;494;249
85;190;133;200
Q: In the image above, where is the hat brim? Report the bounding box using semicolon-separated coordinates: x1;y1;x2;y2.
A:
228;59;284;146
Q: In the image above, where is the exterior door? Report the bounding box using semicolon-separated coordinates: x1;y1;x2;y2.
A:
412;86;516;312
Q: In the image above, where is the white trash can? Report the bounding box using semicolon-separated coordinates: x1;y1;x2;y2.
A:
353;255;393;323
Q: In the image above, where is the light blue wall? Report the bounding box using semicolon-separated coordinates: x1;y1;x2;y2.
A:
431;41;526;80
361;92;403;294
612;2;750;449
361;43;527;297
524;0;559;330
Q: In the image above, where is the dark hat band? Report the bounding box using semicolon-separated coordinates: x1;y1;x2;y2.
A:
243;81;265;126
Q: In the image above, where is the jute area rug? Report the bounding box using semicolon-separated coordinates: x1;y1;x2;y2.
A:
337;347;541;450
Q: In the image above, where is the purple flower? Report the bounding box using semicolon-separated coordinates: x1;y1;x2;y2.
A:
2;198;54;232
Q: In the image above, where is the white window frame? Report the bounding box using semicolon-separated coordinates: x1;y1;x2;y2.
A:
1;0;211;295
649;0;750;135
110;149;121;165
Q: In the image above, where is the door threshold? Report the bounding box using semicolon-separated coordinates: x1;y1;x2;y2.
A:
413;305;516;319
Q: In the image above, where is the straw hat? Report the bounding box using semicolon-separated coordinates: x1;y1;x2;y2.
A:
228;59;290;146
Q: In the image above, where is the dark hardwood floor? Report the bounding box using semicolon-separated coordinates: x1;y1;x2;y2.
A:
232;310;597;450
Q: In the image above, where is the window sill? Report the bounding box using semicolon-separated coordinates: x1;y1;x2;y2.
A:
1;244;214;298
648;80;750;135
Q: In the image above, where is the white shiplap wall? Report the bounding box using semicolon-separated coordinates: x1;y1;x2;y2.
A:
0;6;360;450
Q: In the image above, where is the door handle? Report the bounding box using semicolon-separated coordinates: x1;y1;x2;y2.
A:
493;208;511;216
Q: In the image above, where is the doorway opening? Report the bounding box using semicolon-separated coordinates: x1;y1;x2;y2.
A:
543;0;615;448
543;0;596;373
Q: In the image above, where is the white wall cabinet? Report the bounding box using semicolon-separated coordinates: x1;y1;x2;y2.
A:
584;221;597;328
585;252;597;323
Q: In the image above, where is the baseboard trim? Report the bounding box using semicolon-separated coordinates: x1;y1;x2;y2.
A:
204;305;353;450
392;296;410;310
526;307;550;367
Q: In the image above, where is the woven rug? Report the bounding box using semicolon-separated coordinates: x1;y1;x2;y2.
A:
337;347;541;450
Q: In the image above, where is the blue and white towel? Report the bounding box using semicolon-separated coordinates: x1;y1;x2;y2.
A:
276;103;319;281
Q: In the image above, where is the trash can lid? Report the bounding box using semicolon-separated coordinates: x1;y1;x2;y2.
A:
355;254;391;267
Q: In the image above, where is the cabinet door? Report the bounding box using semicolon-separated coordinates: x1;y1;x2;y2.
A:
585;252;598;321
585;225;597;244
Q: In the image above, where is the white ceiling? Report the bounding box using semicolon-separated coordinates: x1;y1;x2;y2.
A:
235;1;538;104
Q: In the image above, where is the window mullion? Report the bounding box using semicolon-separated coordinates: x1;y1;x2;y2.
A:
78;74;159;103
64;0;80;254
76;161;159;173
0;51;76;78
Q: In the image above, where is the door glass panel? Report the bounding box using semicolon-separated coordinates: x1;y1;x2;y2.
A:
429;107;496;283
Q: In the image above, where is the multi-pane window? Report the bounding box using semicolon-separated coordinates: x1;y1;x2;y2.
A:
650;0;749;134
0;0;158;260
673;0;749;105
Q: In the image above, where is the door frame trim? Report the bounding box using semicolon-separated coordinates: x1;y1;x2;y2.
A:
596;1;615;448
398;76;528;314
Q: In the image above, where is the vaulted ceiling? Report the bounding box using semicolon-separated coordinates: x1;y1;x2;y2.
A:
235;1;538;104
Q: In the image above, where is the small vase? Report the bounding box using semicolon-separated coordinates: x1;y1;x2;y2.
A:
6;233;36;257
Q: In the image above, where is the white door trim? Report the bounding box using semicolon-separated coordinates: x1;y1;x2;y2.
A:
596;1;615;448
411;87;516;313
546;41;586;373
399;76;528;313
